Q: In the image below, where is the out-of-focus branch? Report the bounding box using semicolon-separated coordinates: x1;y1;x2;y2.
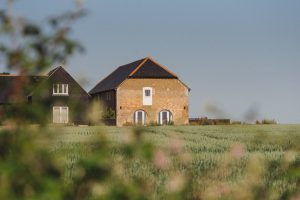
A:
0;0;86;74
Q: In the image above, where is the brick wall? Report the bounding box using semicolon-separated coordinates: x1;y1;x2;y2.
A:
116;78;189;126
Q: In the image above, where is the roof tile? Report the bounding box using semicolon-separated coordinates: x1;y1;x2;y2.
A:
89;57;178;94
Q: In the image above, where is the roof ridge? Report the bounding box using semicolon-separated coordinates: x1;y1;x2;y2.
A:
118;58;145;68
89;65;123;93
47;66;63;77
128;57;178;78
128;57;149;77
89;58;147;94
147;57;178;78
88;57;182;94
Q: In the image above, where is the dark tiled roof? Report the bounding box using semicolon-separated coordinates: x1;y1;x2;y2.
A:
0;75;46;104
130;59;178;78
89;58;145;94
47;66;65;77
47;67;60;76
89;57;179;94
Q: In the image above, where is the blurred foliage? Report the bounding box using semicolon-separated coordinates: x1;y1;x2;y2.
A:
0;1;85;197
0;124;65;199
2;123;299;199
190;117;231;125
0;0;85;74
259;119;278;125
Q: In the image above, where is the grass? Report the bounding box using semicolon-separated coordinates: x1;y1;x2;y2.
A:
52;125;300;199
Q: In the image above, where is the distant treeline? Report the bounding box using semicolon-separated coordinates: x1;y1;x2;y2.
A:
190;117;277;125
189;117;230;125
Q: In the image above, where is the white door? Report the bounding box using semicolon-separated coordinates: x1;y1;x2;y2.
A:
53;107;60;123
53;106;69;124
60;107;68;123
143;87;152;105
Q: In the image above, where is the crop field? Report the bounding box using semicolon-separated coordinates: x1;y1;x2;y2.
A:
50;124;300;199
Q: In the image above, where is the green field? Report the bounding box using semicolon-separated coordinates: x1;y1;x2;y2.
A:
52;125;300;199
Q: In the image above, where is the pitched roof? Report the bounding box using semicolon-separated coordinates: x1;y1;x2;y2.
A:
46;66;91;97
89;57;179;94
47;67;60;77
0;66;91;103
0;75;46;104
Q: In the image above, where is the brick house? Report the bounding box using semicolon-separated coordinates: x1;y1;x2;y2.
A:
89;57;190;126
0;66;90;124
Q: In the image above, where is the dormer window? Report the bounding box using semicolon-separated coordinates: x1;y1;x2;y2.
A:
143;87;152;105
53;84;68;95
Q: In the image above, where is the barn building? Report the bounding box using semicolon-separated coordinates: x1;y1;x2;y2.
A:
89;57;190;126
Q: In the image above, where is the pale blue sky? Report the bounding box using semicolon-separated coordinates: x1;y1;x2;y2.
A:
1;0;300;123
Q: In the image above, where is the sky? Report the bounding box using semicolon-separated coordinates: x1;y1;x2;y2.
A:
1;0;300;123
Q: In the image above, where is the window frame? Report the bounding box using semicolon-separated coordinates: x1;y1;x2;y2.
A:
145;89;151;97
134;110;146;125
158;110;173;125
53;84;69;96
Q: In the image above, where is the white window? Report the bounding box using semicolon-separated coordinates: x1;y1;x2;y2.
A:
143;87;152;105
158;110;173;125
53;106;69;123
53;84;69;95
134;110;146;125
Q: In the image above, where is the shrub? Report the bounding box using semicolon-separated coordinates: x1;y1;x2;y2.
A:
123;122;134;126
149;121;160;126
199;117;212;125
261;119;277;124
103;108;116;119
